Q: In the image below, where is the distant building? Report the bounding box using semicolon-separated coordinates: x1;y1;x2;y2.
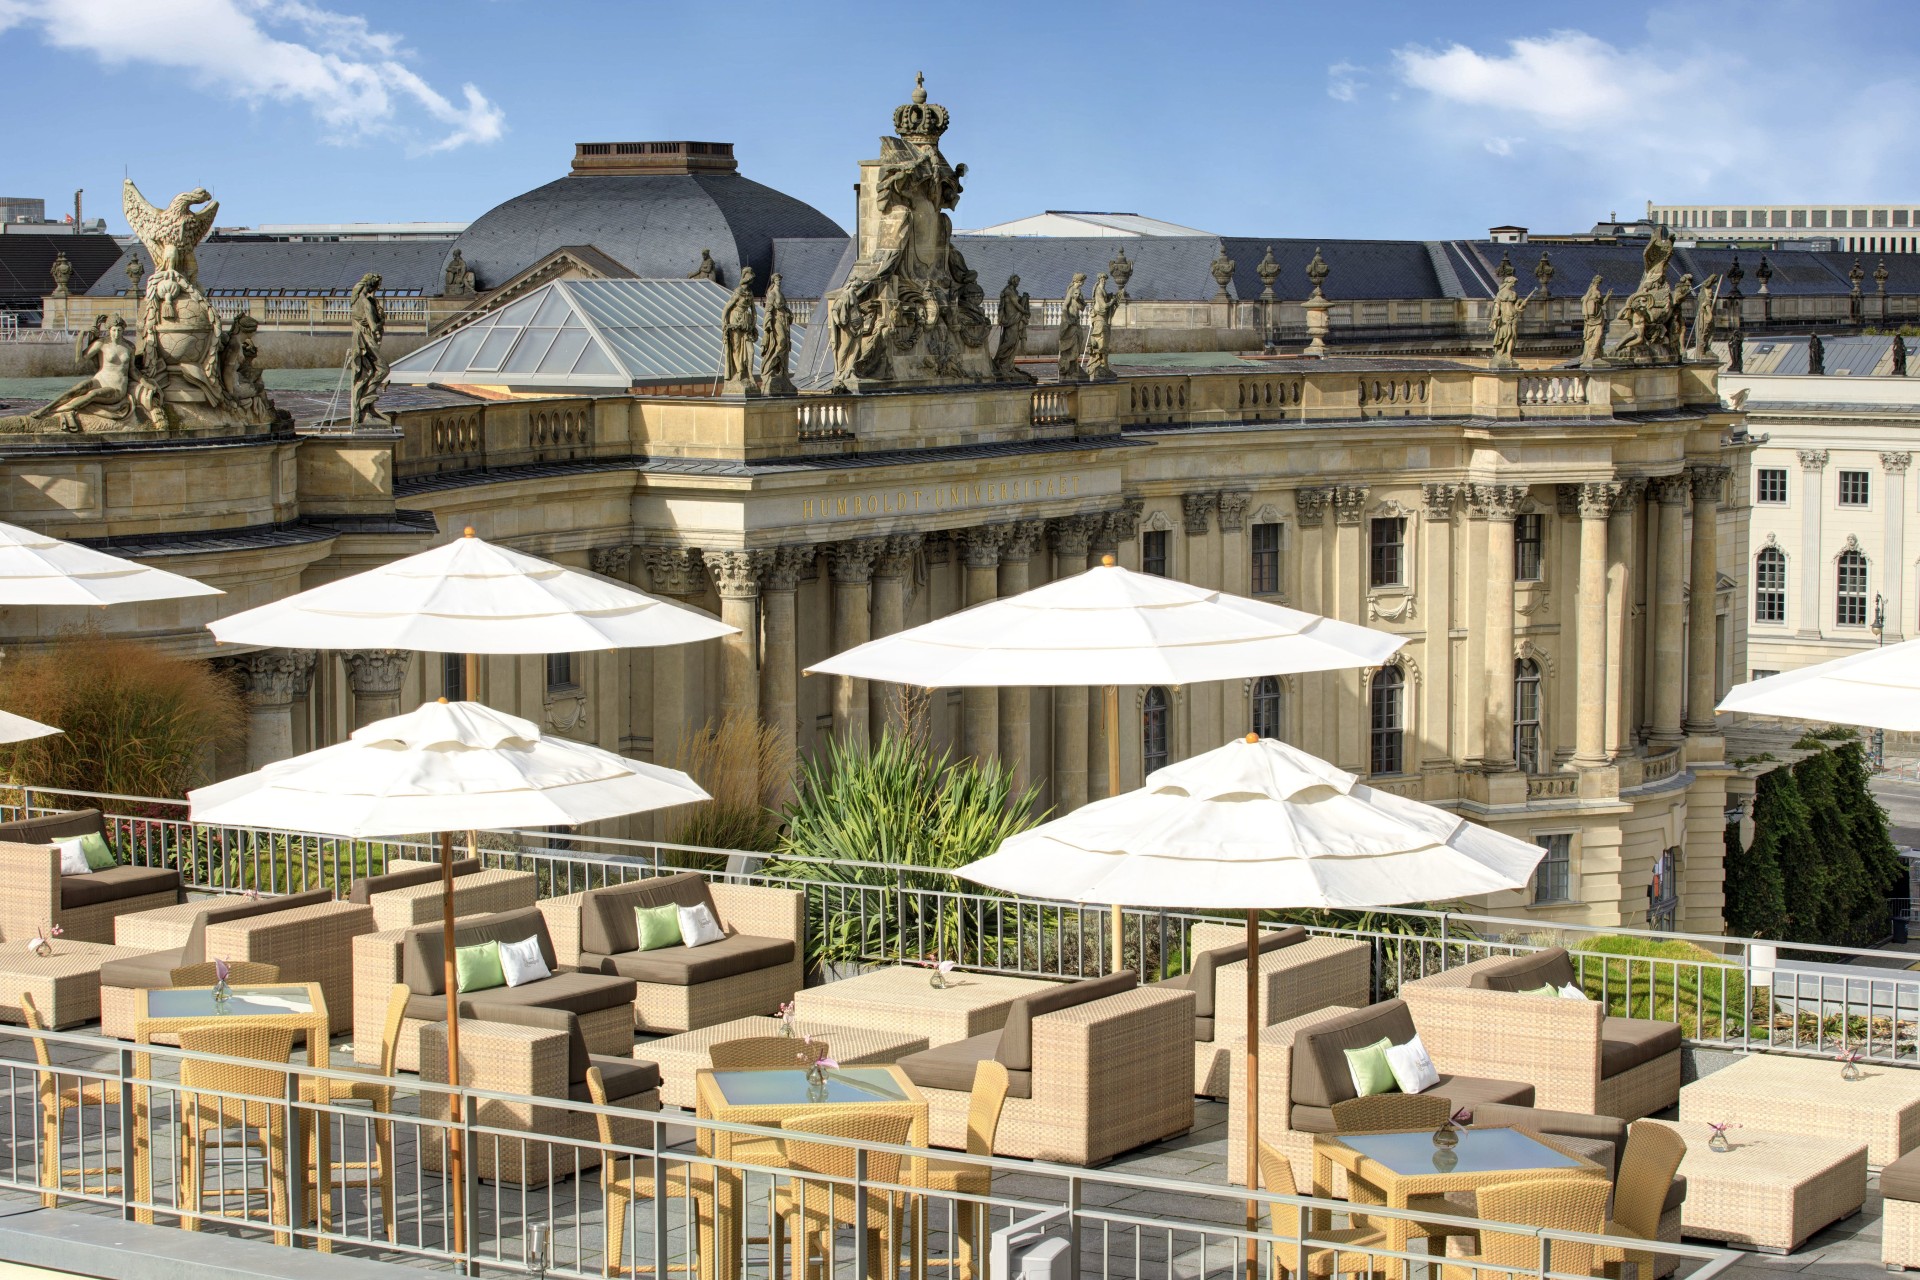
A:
212;222;469;243
959;210;1216;237
1649;201;1920;254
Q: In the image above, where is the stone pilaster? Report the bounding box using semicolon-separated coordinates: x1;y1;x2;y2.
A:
1885;453;1911;643
1419;483;1459;768
1330;485;1371;770
342;649;410;731
1648;473;1692;744
1605;479;1643;759
824;538;883;747
237;648;317;769
758;545;814;770
700;550;770;735
868;534;921;742
640;546;702;772
1471;484;1528;771
1571;482;1617;767
1216;490;1251;534
997;520;1044;792
1047;515;1097;811
1685;465;1729;735
1797;450;1828;637
955;525;1009;765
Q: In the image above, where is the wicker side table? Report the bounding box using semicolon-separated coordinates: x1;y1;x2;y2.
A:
792;965;1058;1047
1680;1052;1920;1166
1642;1119;1866;1253
0;940;151;1028
111;898;216;951
644;1015;929;1109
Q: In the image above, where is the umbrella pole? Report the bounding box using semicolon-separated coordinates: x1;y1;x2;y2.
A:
464;652;478;702
440;829;466;1257
1105;683;1124;971
1244;907;1261;1273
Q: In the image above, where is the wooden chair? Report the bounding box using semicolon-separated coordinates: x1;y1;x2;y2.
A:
771;1109;916;1280
174;1023;299;1244
22;992;121;1207
710;1036;828;1071
1598;1122;1686;1280
169;960;282;987
916;1061;1010;1280
586;1065;738;1280
1439;1177;1611;1280
1257;1141;1388;1278
300;982;405;1242
1331;1093;1453;1134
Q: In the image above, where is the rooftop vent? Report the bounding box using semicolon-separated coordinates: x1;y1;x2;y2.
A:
570;141;738;176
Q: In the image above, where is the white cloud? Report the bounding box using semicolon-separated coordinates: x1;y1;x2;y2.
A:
1326;61;1365;103
1483;137;1518;158
0;0;503;153
1395;31;1689;129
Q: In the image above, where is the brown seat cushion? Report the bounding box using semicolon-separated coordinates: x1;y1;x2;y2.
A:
180;888;334;965
898;1030;1032;1098
1291;1072;1534;1136
1599;1017;1682;1078
575;1056;661;1103
578;873;719;957
348;858;482;904
582;933;793;987
1469;947;1578;994
1471;1102;1627;1174
1884;1149;1920;1203
409;969;635;1024
1666;1173;1688;1214
401;907;558;995
99;948;187;990
60;864;180;911
996;970;1138;1074
1290;1000;1419;1108
0;808;104;843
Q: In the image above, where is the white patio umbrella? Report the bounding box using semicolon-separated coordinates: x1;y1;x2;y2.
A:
1717;638;1920;730
958;733;1546;1239
0;519;223;605
807;556;1404;961
0;709;60;743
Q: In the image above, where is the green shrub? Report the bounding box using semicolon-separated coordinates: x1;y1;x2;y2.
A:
1572;935;1752;1039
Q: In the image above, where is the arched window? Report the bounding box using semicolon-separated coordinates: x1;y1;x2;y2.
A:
1836;548;1869;626
1251;676;1283;740
1369;666;1405;775
1142;687;1170;775
1513;658;1543;774
1754;547;1786;623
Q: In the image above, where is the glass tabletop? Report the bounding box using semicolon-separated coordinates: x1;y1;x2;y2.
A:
144;985;315;1019
1336;1127;1583;1177
710;1068;909;1107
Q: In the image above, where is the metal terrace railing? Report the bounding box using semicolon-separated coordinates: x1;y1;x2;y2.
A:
10;786;1920;1066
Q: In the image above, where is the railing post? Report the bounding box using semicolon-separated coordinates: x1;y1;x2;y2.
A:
462;1092;481;1276
116;1047;136;1223
650;1116;669;1280
284;1068;305;1247
1067;1174;1083;1280
853;1148;871;1277
1536;1232;1552;1280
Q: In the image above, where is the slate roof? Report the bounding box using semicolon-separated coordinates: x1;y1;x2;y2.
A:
0;233;126;308
449;172;844;297
770;237;854;300
1220;239;1444;302
1737;334;1917;377
83;240;454;297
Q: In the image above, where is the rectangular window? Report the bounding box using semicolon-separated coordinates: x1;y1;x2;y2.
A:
1875;209;1890;228
442;653;467;701
1369;676;1404;775
1513;513;1544;581
1141;529;1169;577
1898;210;1911;228
546;652;576;692
1250;523;1282;595
1750;669;1780;681
1368;517;1406;588
1853;209;1870;228
1754;552;1786;623
1712;210;1728;228
1731;210;1747;228
1837;555;1869;626
1792;209;1807;228
1838;470;1871;506
1755;467;1788;504
1812;209;1828;228
1533;834;1572;905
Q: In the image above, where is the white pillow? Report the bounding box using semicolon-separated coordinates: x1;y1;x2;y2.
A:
1384;1034;1440;1095
677;901;725;948
1559;982;1588;1001
498;936;552;987
53;837;91;876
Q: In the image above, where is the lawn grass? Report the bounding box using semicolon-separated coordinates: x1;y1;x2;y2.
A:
1572;935;1755;1040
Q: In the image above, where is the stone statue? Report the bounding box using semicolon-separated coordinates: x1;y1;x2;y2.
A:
1487;275;1532;368
1667;273;1693;357
758;271;796;395
1579;275;1612;365
1606;225;1677;363
1057;272;1088;382
1896;334;1911;378
1085;272;1120;381
992;275;1033;383
25;317;147;432
722;266;758;388
125;254;145;296
211;313;277;425
1209;249;1236;303
49;252;71;299
1808;331;1825;376
348;272;390;426
443;248;475;298
1688;274;1721;360
825;75;996;391
131;322;173;429
689;249;721;284
1727;328;1745;374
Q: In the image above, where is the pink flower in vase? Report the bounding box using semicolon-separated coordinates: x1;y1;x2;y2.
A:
1449;1108;1474;1131
49;924;62;938
1838;1050;1861;1064
1706;1122;1736;1135
816;1056;839;1071
214;958;231;983
938;961;956;974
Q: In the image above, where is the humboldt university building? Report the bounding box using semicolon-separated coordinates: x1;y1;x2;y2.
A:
0;80;1752;936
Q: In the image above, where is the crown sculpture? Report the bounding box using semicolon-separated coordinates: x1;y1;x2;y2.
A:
2;179;286;437
827;74;1006;392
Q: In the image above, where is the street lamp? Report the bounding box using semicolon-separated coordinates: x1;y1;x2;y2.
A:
1873;593;1888;768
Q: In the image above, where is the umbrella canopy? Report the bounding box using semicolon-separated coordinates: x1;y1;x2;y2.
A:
0;708;60;744
1717;639;1920;731
187;699;708;837
0;520;222;606
958;734;1546;909
805;560;1403;687
207;529;735;653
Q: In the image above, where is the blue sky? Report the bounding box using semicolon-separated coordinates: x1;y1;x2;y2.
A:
5;0;1918;240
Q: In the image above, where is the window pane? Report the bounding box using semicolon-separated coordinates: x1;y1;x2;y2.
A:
1839;471;1870;506
1252;676;1283;740
1837;551;1869;626
1533;833;1571;904
1250;523;1281;595
1370;668;1404;774
442;652;466;701
1369;518;1405;588
1142;530;1169;577
1142;687;1169;774
1756;467;1787;504
1755;548;1786;623
1514;514;1544;581
546;652;576;691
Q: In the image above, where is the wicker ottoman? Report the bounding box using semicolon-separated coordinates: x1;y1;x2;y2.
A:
1884;1149;1920;1270
644;1015;929;1109
112;898;219;951
793;966;1057;1047
1642;1119;1865;1254
1680;1052;1920;1166
0;941;151;1029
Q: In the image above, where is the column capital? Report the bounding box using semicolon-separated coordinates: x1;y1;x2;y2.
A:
1181;491;1218;536
589;544;632;579
1687;463;1731;504
1574;481;1620;519
872;533;922;579
1331;485;1371;526
823;538;884;585
761;543;816;592
1468;483;1528;521
1294;486;1333;527
235;649;317;708
954;525;1009;570
999;519;1046;563
1648;473;1692;506
1797;448;1830;472
1046;513;1098;558
702;548;773;598
1216;489;1252;532
1420;482;1460;522
342;649;409;697
638;545;705;597
1884;451;1913;474
1609;475;1646;515
1091;497;1143;551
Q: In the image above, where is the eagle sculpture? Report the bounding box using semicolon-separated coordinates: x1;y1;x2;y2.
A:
123;179;219;287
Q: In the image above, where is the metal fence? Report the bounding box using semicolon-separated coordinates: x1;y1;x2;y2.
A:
0;1021;1741;1279
13;785;1920;1065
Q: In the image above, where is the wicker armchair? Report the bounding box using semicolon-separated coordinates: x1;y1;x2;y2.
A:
1330;1093;1454;1134
587;1067;739;1280
771;1110;916;1280
22;992;121;1207
299;982;407;1243
170;960;281;987
1256;1141;1387;1277
916;1060;1011;1280
174;1024;299;1244
1883;1148;1920;1271
1598;1121;1687;1280
0;812;180;945
1439;1177;1610;1280
711;1035;828;1070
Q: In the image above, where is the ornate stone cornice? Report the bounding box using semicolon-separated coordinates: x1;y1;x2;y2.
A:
235;649;317;707
954;525;1009;571
639;545;704;597
1047;514;1098;558
1468;483;1528;521
1884;452;1913;474
1331;485;1370;526
1687;463;1731;504
761;543;816;592
341;649;409;696
1797;448;1830;472
872;533;922;579
823;538;884;584
702;548;773;598
1295;486;1333;527
1216;490;1251;533
1648;473;1692;506
1420;482;1460;522
1181;491;1218;536
999;519;1046;562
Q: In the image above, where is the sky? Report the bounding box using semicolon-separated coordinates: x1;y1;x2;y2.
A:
4;0;1918;242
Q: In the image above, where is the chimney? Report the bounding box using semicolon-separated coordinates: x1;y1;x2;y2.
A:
74;189;82;229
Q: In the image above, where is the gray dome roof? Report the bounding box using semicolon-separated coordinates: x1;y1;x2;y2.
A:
451;170;845;292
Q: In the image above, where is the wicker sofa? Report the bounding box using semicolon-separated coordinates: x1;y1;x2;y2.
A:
347;857;537;932
540;872;804;1035
97;889;375;1038
1226;1000;1536;1188
1398;948;1682;1120
1150;922;1372;1097
1883;1148;1920;1270
896;970;1194;1166
0;809;180;945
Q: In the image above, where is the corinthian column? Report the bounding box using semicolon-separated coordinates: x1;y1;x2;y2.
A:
955;526;1008;764
1047;515;1096;811
1649;474;1692;744
868;534;921;742
1686;465;1729;735
237;649;317;769
997;520;1044;792
758;545;813;765
1474;484;1528;771
700;550;770;731
639;546;704;767
1605;480;1642;759
342;649;409;730
825;539;883;746
1572;482;1617;767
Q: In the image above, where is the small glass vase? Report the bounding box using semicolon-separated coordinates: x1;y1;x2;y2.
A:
29;938;52;959
1707;1130;1731;1153
1432;1125;1460;1150
929;969;950;990
776;1018;795;1038
1430;1146;1459;1173
211;977;232;1010
806;1059;828;1089
1842;1060;1863;1082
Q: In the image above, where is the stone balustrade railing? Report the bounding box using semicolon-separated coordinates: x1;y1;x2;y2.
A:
1030;387;1073;426
1519;374;1589;406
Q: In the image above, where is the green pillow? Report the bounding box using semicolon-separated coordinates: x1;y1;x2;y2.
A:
1523;982;1560;998
1343;1036;1398;1097
79;831;116;871
455;940;505;993
634;904;683;951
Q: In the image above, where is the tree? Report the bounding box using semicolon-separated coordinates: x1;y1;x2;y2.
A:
1828;738;1905;942
1728;766;1796;938
1791;745;1864;943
